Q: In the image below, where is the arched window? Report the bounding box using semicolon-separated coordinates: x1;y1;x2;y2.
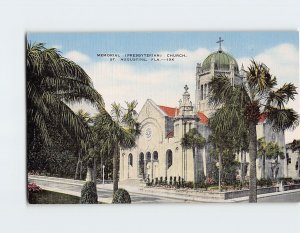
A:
296;161;299;170
200;85;203;100
146;152;151;161
128;153;133;166
166;150;173;169
153;151;158;160
139;153;144;176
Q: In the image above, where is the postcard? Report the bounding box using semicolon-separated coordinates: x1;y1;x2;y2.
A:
26;32;300;204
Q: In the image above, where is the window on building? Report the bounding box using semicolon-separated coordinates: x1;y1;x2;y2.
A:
296;161;299;170
189;122;192;131
153;151;158;160
167;150;173;169
128;153;133;166
146;152;151;161
204;84;207;99
201;85;203;100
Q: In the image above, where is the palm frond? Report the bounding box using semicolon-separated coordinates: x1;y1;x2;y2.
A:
266;107;299;131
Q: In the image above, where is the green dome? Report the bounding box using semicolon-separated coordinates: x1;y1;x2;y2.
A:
202;50;239;72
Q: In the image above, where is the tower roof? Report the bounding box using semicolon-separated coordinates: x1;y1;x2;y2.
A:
202;50;239;72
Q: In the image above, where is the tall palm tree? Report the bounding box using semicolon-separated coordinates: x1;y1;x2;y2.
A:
208;106;242;191
257;137;283;179
95;101;140;193
74;110;92;180
181;128;206;186
209;60;299;202
26;41;103;153
257;137;268;179
267;142;285;179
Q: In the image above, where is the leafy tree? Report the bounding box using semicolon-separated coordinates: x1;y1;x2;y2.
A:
94;101;140;193
181;128;206;185
26;41;104;173
208;107;243;190
209;60;299;202
257;137;284;179
74;110;93;180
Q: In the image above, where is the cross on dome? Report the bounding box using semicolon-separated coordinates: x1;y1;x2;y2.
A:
216;37;224;51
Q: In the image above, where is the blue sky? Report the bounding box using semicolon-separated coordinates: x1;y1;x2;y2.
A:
27;31;299;142
28;31;298;60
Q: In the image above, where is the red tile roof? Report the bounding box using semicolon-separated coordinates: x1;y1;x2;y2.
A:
158;105;178;117
197;112;208;125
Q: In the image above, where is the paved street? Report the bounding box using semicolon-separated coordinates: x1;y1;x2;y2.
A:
28;176;193;204
256;190;300;203
28;175;300;203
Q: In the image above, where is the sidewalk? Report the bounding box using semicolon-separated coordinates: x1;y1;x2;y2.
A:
28;175;300;203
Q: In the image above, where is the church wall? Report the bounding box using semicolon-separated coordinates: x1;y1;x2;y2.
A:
243;123;286;179
286;149;300;179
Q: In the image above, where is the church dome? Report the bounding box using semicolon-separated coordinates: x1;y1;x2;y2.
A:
201;50;239;73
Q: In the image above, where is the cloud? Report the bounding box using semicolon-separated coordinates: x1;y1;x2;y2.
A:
67;43;299;142
237;43;299;85
82;61;196;113
64;50;90;63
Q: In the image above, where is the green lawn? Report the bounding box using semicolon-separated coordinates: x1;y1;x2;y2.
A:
28;190;80;204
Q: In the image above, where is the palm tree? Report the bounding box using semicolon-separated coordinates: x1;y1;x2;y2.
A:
257;137;283;179
267;142;285;179
95;101;140;193
209;60;299;202
74;110;92;180
257;137;268;179
181;128;206;186
208;106;242;191
26;41;103;154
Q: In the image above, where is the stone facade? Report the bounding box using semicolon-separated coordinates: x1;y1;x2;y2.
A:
286;145;300;179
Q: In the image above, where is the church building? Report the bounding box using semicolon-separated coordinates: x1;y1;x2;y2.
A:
119;38;287;184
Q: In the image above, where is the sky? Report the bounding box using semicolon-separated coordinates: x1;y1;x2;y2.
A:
27;31;299;143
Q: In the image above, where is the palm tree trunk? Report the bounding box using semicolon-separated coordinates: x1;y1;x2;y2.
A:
79;161;82;180
218;149;222;192
86;166;93;182
249;121;257;203
262;154;266;179
240;150;244;183
193;147;196;188
113;145;119;193
74;151;81;180
93;157;97;183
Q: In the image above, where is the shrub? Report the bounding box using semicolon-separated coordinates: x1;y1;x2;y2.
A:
184;181;194;189
159;177;163;185
169;176;173;186
80;181;98;204
112;188;131;204
28;183;42;193
257;178;273;187
278;177;293;185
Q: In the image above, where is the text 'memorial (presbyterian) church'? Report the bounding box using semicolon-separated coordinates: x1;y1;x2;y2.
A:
120;38;287;184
